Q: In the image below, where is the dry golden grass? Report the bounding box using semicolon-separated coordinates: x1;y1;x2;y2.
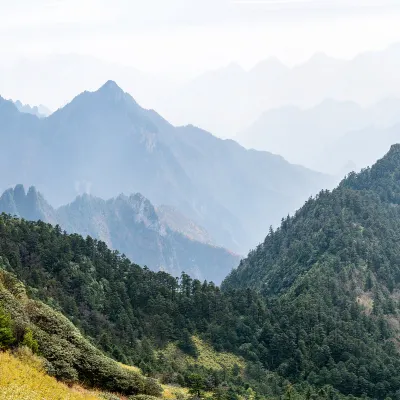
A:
0;350;103;400
162;384;189;400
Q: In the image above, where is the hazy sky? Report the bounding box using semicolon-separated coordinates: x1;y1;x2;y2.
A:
1;0;400;80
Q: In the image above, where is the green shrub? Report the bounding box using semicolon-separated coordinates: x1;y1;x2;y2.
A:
143;378;163;397
0;305;14;348
21;327;39;354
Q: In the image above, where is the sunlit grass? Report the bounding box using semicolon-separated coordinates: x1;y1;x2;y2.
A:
0;350;102;400
162;384;189;399
161;335;244;373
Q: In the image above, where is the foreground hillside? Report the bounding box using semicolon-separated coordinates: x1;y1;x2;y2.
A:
0;185;239;283
0;351;101;400
0;267;162;398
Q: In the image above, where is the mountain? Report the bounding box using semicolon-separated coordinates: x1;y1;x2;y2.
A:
3;44;400;139
0;53;174;112
223;143;400;292
156;204;214;245
159;43;400;136
220;143;400;398
0;185;240;283
0;82;329;254
13;100;51;118
237;98;400;173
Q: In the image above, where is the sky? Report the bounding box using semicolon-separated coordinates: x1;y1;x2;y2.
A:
1;0;400;81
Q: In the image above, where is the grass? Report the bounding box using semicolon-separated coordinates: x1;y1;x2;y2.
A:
162;384;189;400
161;336;244;372
0;350;103;400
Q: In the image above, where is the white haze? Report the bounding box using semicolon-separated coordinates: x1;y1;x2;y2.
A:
1;0;400;177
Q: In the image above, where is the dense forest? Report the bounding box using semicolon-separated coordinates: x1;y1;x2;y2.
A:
3;145;400;399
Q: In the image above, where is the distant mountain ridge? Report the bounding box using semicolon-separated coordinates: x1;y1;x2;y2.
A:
159;43;400;136
0;184;240;283
0;82;329;254
237;98;400;174
13;100;51;118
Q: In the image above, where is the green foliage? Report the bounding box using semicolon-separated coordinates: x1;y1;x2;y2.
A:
0;304;14;348
186;373;205;397
21;327;39;354
177;329;198;358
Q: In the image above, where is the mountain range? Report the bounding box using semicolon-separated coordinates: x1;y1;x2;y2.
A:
13;100;51;118
3;43;400;139
159;43;400;136
237;98;400;174
0;81;329;254
0;184;240;283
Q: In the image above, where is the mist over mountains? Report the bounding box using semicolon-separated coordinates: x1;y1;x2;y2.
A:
164;43;400;136
3;43;400;140
237;98;400;174
0;81;329;254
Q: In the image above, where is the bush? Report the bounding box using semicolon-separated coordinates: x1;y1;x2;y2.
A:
0;306;14;348
143;378;163;397
21;327;39;354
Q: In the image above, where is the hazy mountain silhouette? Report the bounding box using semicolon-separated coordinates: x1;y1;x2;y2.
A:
0;82;329;253
160;43;400;136
238;98;400;173
13;100;51;118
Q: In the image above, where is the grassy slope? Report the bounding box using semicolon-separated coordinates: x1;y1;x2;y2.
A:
0;351;102;400
162;336;244;372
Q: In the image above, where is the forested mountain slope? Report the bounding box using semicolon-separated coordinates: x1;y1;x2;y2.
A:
223;143;400;295
0;185;239;283
0;82;329;253
222;144;400;398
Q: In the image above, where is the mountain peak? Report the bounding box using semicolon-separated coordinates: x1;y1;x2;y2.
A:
98;80;124;94
388;143;400;156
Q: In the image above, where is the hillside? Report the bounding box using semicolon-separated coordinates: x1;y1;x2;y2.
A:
0;82;329;254
156;205;214;245
223;143;400;294
0;266;163;398
0;351;101;400
0;185;240;283
221;143;400;398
